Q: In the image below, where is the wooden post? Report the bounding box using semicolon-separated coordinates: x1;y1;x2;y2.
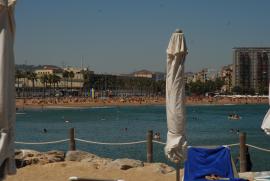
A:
147;130;153;163
176;162;181;181
69;128;76;151
239;132;247;172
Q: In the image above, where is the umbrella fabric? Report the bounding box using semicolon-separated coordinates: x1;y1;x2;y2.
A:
165;31;188;163
0;0;16;179
261;83;270;135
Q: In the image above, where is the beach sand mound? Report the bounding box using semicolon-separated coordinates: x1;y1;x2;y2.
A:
15;149;65;168
5;161;178;181
6;149;178;181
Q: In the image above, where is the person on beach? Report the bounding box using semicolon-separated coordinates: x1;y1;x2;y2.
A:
153;132;161;140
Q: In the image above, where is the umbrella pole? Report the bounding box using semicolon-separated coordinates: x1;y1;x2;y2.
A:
176;161;181;181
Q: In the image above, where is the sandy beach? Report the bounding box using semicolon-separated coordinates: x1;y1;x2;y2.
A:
5;162;256;181
15;96;268;109
5;149;179;181
5;161;178;181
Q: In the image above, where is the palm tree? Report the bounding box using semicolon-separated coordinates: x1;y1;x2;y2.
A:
47;74;54;96
40;74;48;98
27;72;37;97
52;74;61;96
82;70;91;86
20;71;27;97
156;80;165;96
53;74;61;87
69;71;75;91
62;70;69;90
81;69;92;96
15;69;23;97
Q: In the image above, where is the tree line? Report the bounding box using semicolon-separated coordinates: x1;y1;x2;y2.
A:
16;69;264;98
15;69;166;97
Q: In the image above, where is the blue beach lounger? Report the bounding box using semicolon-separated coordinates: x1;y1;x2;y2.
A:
183;146;248;181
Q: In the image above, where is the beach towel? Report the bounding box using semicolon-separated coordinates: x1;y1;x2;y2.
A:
184;146;248;181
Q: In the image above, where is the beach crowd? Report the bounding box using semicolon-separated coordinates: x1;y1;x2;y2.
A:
16;95;268;108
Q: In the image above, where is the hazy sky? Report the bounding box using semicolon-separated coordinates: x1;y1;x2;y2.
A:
15;0;270;74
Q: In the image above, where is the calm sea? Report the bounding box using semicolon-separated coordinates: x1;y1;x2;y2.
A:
16;104;270;171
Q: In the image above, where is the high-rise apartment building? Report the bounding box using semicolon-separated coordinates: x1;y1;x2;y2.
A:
233;47;270;93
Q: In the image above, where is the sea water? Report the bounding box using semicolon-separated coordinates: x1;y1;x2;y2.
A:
16;104;270;171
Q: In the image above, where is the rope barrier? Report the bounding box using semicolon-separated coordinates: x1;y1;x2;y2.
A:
75;138;147;145
188;143;239;148
15;139;69;145
14;138;165;146
153;140;166;145
13;138;270;153
224;143;239;147
246;144;270;153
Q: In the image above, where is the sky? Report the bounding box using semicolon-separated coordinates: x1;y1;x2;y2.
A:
15;0;270;74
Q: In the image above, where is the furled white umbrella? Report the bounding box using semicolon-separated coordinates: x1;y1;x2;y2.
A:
261;83;270;135
165;29;188;163
0;0;17;179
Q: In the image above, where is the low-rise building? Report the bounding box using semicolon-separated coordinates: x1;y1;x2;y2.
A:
185;72;195;83
133;69;156;79
61;67;94;88
35;65;62;76
132;69;165;81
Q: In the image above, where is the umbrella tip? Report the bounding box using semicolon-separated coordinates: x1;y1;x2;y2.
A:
175;29;182;33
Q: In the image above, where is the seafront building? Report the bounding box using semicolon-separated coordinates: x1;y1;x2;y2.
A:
185;72;195;83
220;64;233;93
15;65;95;97
232;47;270;93
189;68;218;83
34;66;91;88
132;69;165;81
35;65;62;76
133;69;155;79
62;67;94;88
63;67;94;81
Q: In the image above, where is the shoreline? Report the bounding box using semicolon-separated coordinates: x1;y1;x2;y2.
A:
16;96;269;109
